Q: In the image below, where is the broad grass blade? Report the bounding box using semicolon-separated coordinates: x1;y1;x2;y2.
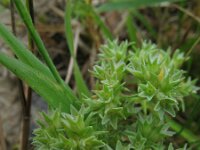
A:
0;23;54;80
0;52;72;112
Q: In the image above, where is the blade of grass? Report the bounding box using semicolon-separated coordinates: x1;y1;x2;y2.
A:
91;8;113;40
65;0;90;97
13;0;63;85
0;52;73;112
126;14;139;44
0;23;54;81
172;4;200;24
97;0;185;12
0;22;78;107
10;0;78;104
186;35;200;58
10;0;26;109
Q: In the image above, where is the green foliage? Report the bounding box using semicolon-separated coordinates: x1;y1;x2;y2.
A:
127;42;198;119
97;0;185;12
0;0;9;6
126;115;174;149
33;106;105;150
71;0;113;40
0;0;78;112
65;0;90;97
33;41;199;149
0;52;73;112
14;0;64;85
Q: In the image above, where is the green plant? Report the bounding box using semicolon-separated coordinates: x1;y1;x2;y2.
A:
0;0;199;149
0;0;79;112
32;41;199;149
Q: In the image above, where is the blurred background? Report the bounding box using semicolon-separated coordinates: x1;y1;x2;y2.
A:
0;0;200;149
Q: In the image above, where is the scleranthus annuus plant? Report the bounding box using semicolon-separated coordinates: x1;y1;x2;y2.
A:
33;41;198;150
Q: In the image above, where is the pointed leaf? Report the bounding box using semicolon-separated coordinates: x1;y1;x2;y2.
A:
0;52;72;112
0;23;54;80
13;0;63;84
97;0;185;12
65;0;90;97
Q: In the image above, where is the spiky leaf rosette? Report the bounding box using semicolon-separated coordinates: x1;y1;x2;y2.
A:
84;41;129;130
127;42;198;119
33;41;196;149
33;106;105;150
125;115;174;149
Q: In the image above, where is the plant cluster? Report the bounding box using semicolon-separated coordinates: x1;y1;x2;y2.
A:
33;41;198;149
0;0;199;149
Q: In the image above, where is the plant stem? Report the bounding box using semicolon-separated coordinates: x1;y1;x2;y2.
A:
10;1;31;149
19;0;35;149
10;0;16;34
186;35;200;58
167;117;200;143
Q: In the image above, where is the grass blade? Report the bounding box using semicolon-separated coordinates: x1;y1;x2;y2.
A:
65;0;90;97
0;52;72;112
12;0;78;104
97;0;184;12
0;23;54;80
13;0;63;85
126;14;138;44
0;23;78;111
91;8;114;40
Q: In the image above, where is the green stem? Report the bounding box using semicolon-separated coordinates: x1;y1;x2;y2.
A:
186;35;200;58
167;117;200;143
20;0;34;149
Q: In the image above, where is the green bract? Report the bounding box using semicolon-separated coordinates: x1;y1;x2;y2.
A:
33;41;198;149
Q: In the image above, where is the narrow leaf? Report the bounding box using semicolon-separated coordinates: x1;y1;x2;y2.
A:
97;0;185;12
0;52;72;112
0;22;78;107
13;0;63;85
0;23;54;80
91;7;113;40
65;0;90;97
126;14;138;43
